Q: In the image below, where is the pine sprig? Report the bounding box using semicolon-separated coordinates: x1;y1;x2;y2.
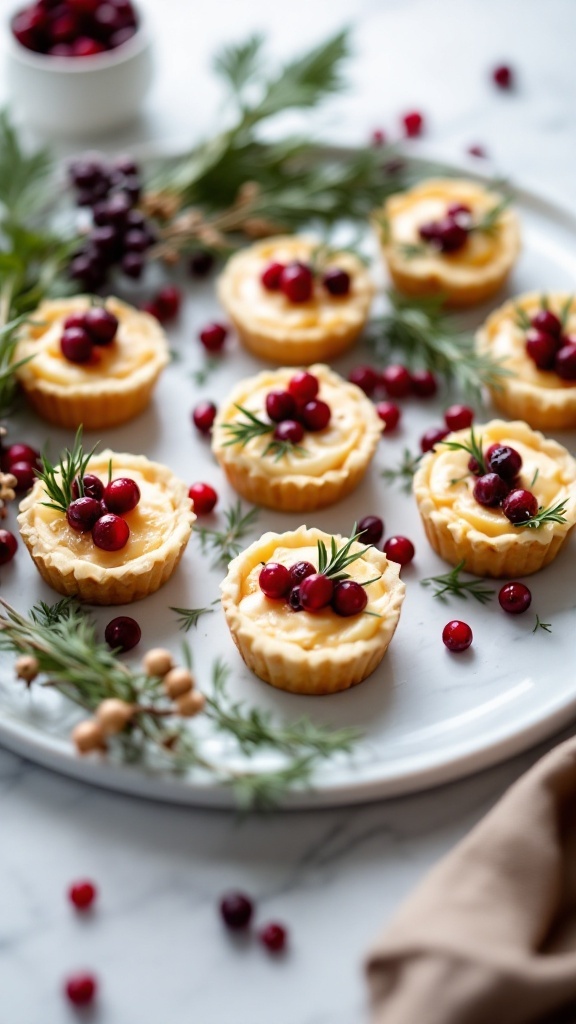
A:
381;448;422;492
440;425;486;474
514;499;568;530
196;500;259;567
420;560;495;604
222;405;308;461
37;427;97;514
170;600;220;632
533;614;552;634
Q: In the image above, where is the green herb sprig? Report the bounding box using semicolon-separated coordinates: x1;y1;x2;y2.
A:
316;526;380;586
37;427;97;514
420;560;495;604
222;404;308;461
381;448;422;492
471;195;511;235
440;425;486;474
170;600;220;632
196;500;259;567
514;499;568;530
533;614;552;634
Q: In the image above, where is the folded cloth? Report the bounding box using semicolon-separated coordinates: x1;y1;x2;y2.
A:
366;735;576;1024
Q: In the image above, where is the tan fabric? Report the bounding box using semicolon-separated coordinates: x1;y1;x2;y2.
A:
366;735;576;1024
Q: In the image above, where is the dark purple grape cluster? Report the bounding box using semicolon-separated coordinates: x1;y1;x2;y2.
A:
67;154;155;292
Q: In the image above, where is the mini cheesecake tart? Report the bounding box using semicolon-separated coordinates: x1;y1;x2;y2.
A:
14;296;170;430
211;364;383;512
376;178;521;308
18;451;195;604
221;526;406;695
413;419;576;578
216;235;374;364
476;292;576;430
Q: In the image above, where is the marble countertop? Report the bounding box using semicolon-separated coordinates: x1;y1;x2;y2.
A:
1;1;576;1021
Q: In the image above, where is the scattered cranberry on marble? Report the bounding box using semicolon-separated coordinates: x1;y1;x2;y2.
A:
402;110;424;137
371;128;387;147
381;364;412;398
498;582;532;615
192;400;217;434
468;144;487;159
188;482;218;515
64;973;97;1007
420;427;449;453
348;365;380;396
68;880;98;911
259;923;288;953
383;535;415;566
155;285;182;322
0;529;18;565
104;616;141;651
376;401;401;431
444;404;474;431
358;515;384;546
492;64;514;89
220;892;254;930
10;461;38;492
199;322;228;353
442;620;473;652
411;369;437;398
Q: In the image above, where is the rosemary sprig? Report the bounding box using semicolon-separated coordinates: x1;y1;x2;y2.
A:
440;425;486;474
513;304;531;331
533;614;552;634
513;499;568;530
196;500;259;567
222;404;308;461
381;448;422;492
170;600;220;632
560;295;574;331
37;427;97;514
420;560;495;604
366;291;510;404
471;195;511;234
316;526;379;585
191;358;220;386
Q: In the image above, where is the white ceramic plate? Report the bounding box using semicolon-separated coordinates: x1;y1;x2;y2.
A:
0;158;575;808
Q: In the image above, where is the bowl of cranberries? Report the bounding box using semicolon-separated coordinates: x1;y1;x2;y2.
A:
7;0;152;137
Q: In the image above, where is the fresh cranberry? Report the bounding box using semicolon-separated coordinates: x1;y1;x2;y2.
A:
103;478;140;514
10;462;38;492
72;474;104;501
66;497;102;532
444;404;474;431
383;536;414;566
289;561;316;586
300;399;331;432
486;445;522;481
199;322;227;353
358;515;384;546
446;202;472;221
473;473;510;507
322;268;350;296
280;262;313;303
50;12;79;44
502;488;538;524
411;369;438;398
332;580;368;617
419;220;440;243
192;401;217;434
371;128;386;147
92;514;130;551
2;443;39;470
403;110;424;137
0;529;17;565
259;923;288;952
493;64;513;89
376;401;401;430
141;300;163;321
442;620;473;652
273;419;304;445
525;329;559;370
261;262;285;291
104;616;141;651
554;344;576;380
85;306;118;345
189;250;214;277
265;390;297;423
288;371;319;402
68;880;97;911
299;573;334;611
64;310;89;331
434;217;468;253
259;563;291;599
348;365;380;396
288;586;303;611
72;37;106;56
61;327;93;363
188;482;218;515
531;310;562;337
155;286;182;321
498;582;532;614
121;252;144;279
65;973;97;1007
220;892;253;930
381;364;412;398
420;427;449;453
12;10;45;50
468;144;487;158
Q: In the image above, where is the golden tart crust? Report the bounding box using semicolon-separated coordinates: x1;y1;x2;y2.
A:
221;526;405;695
216;235;374;364
376;178;521;308
413;419;576;578
18;451;195;605
211;364;383;512
476;292;576;430
14;296;170;430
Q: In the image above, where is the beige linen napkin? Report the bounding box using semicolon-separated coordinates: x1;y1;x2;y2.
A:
366;735;576;1024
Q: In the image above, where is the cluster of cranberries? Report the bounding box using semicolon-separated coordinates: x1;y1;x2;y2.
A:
348;363;437;433
260;558;368;617
469;443;539;524
12;0;138;57
263;370;332;445
141;285;181;324
420;403;475;453
260;259;351;303
68;153;154;291
524;307;576;380
220;891;287;953
418;202;474;254
1;439;41;492
59;304;118;364
66;472;140;550
443;581;533;654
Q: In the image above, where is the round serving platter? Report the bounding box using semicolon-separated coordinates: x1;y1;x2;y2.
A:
0;155;575;809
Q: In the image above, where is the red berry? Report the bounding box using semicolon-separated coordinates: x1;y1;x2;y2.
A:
259;562;291;600
0;529;17;565
188;482;218;515
103;478;140;515
51;12;79;44
2;443;39;470
72;37;106;56
261;261;285;291
446;202;472;221
371;129;387;147
104;616;141;652
468;144;487;159
531;309;561;337
358;515;384;546
498;582;532;614
444;404;474;430
376;401;401;431
280;262;313;303
288;371;318;403
65;973;97;1007
322;268;351;296
555;344;576;380
493;64;513;89
92;514;130;551
155;285;182;321
265;390;297;423
381;364;411;398
61;326;93;364
525;328;559;370
383;536;414;566
193;401;217;434
85;306;118;345
403;110;424;137
273;419;304;445
348;365;380;396
259;923;287;952
72;474;104;501
289;561;315;586
411;369;437;398
300;399;331;432
141;300;163;321
332;580;368;617
442;619;473;652
199;322;227;353
299;573;334;611
434;217;469;253
502;488;538;524
64;311;89;332
288;586;303;611
420;427;449;453
486;445;522;481
68;880;97;910
220;892;253;930
10;461;38;492
66;497;103;532
473;473;510;507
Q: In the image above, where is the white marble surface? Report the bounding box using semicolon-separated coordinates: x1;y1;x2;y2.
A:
1;1;576;1021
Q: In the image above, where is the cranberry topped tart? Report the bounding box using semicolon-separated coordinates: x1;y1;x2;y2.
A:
216;235;374;364
376;178;521;308
221;525;405;694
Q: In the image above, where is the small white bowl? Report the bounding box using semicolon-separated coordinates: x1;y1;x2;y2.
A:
6;20;153;138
